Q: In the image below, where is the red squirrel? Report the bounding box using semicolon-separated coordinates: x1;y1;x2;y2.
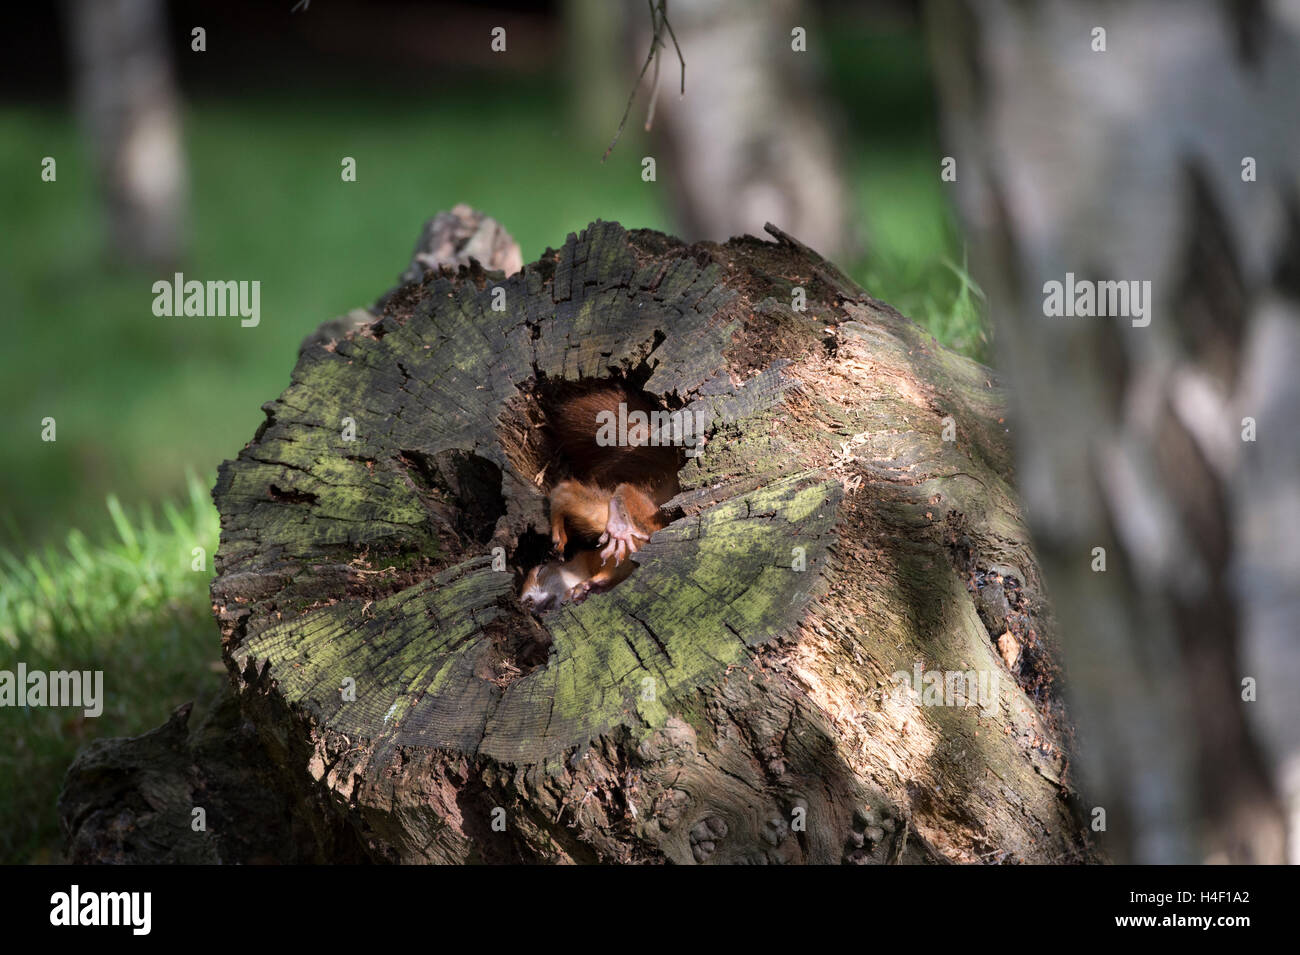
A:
519;383;681;612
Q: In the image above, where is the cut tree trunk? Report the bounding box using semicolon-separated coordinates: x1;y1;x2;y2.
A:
202;216;1090;864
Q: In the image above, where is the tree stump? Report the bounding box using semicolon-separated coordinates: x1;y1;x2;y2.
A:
210;216;1093;863
58;690;368;865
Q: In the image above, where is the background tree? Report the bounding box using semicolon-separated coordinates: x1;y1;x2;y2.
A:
65;0;187;267
594;0;856;260
927;0;1300;863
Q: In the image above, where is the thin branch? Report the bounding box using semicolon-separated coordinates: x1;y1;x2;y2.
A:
644;13;663;131
601;0;686;162
660;1;685;94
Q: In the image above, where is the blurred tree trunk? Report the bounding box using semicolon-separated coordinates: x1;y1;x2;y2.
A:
927;0;1300;863
66;0;187;267
632;0;856;260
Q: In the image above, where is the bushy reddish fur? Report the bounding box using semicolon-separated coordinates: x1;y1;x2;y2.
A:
520;382;682;610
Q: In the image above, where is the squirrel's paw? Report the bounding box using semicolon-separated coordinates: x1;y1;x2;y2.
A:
598;504;649;565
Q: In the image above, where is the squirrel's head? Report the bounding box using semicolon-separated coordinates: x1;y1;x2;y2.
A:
520;561;563;613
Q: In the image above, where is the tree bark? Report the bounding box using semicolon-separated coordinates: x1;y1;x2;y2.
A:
926;0;1300;863
59;691;367;865
203;214;1092;863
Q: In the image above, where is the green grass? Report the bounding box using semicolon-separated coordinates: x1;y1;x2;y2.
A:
848;148;988;358
0;31;986;862
0;473;224;863
823;21;988;359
